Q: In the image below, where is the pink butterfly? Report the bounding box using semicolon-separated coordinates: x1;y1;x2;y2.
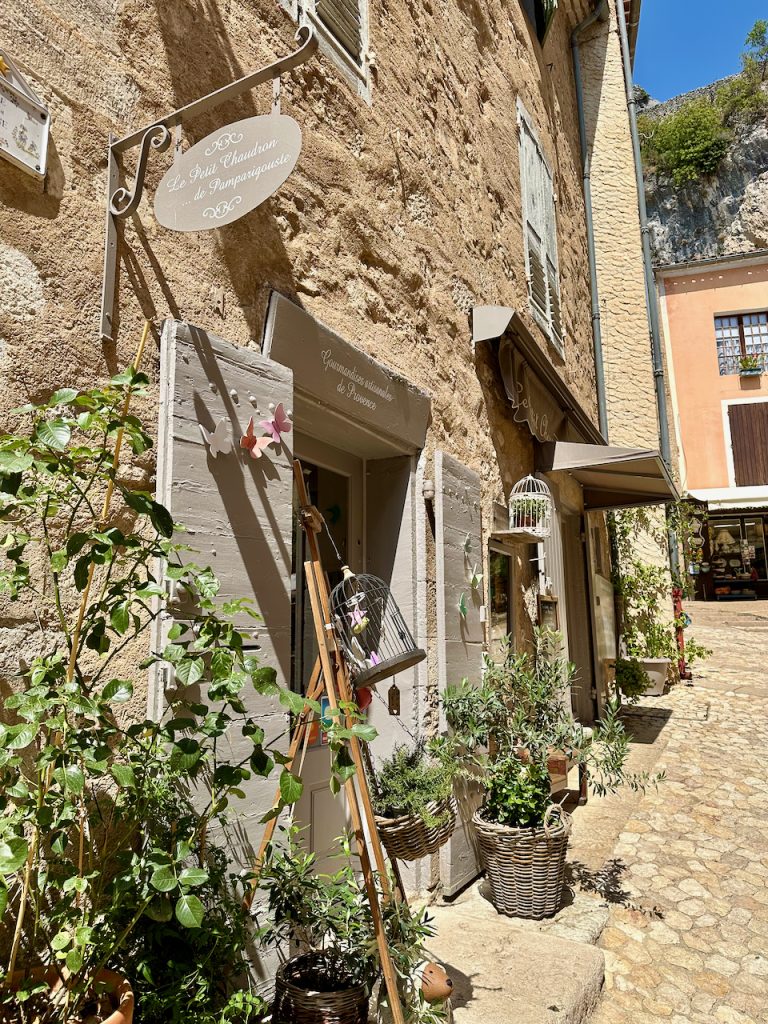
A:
260;402;292;445
241;417;274;459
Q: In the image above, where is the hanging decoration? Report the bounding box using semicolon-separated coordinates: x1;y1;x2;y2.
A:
240;418;274;459
198;418;233;458
506;475;553;543
260;402;293;445
331;568;426;689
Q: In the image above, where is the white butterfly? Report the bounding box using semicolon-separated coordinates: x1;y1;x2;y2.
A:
199;418;233;458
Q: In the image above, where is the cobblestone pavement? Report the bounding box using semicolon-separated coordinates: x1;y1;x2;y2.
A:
588;602;768;1024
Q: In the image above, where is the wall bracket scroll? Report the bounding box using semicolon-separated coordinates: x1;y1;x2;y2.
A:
100;25;317;343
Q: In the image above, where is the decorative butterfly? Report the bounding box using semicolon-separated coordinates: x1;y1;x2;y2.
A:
260;402;292;445
198;418;233;458
241;417;274;459
349;605;369;634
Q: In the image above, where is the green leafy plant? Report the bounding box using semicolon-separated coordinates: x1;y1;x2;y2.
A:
509;496;550;525
372;742;455;826
0;374;306;1022
739;354;763;372
639;100;730;184
614;657;649;704
439;630;664;828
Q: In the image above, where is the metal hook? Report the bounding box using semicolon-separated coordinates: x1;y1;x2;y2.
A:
110;124;172;218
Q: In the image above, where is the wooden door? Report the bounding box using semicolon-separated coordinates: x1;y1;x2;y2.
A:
562;514;597;725
728;402;768;486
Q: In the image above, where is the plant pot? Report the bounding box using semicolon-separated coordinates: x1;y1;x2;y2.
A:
639;657;670;696
472;806;571;919
740;368;762;377
272;952;369;1024
375;796;457;861
4;968;133;1024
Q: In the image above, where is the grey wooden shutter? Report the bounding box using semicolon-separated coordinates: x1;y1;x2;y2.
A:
155;320;294;861
315;0;363;63
522;119;549;325
435;451;484;896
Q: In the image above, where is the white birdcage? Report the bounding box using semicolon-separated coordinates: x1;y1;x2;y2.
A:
507;475;553;542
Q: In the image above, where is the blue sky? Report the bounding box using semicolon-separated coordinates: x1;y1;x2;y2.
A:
635;0;767;101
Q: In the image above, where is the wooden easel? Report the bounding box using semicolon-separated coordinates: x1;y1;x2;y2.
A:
245;458;407;1024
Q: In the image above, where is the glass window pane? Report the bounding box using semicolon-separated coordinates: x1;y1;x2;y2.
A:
714;315;741;375
489;550;512;655
743;312;768;366
744;518;767;580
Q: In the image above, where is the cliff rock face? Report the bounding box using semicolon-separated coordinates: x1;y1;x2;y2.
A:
643;84;768;265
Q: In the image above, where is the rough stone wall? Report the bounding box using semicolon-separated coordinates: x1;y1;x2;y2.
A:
0;0;603;669
578;2;658;453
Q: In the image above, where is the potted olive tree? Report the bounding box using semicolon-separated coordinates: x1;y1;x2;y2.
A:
0;373;300;1023
372;742;457;862
440;630;663;919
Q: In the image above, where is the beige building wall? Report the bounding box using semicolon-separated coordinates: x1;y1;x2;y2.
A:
579;1;658;452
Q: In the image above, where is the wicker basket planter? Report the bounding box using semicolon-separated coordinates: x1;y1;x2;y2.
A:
375;796;457;861
472;805;572;919
272;952;369;1024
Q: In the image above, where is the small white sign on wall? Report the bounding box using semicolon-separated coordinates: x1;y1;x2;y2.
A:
0;49;49;180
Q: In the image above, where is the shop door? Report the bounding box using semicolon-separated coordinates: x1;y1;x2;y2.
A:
562;514;597;725
291;436;364;871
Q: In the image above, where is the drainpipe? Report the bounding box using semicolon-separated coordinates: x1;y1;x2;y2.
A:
615;0;689;675
572;0;610;441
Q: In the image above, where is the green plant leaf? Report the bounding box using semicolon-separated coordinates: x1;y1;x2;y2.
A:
110;602;130;635
0;837;28;873
51;930;71;952
74;554;91;592
178;867;208;888
279;770;303;805
102;679;133;703
65;948;83;973
50;388;79;406
150;864;178;893
211;649;233;680
110;764;136;788
0;451;33;473
279;689;318;715
5;724;36;750
351;723;378;743
252;666;278;694
170;738;202;772
175;893;205;928
175;657;204;686
36;419;71;451
250;747;274;778
54;765;85;794
50;549;68;573
457;592;468;618
150;501;174;539
0;885;7;917
145;898;173;922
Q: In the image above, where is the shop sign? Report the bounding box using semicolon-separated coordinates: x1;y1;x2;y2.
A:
263;292;431;451
0;49;49;179
154;113;302;232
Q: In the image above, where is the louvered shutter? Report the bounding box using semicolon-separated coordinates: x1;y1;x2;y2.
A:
315;0;363;64
528;228;548;321
435;451;485;897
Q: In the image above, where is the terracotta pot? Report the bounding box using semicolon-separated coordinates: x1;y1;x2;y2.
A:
5;967;133;1024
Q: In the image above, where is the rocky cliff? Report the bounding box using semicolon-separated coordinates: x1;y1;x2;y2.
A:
643;82;768;265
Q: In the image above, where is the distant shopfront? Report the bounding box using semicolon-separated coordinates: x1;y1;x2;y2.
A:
694;507;768;600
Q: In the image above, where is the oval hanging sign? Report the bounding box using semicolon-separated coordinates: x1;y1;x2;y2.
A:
154;113;302;232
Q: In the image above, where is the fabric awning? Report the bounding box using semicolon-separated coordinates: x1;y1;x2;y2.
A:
537;441;679;510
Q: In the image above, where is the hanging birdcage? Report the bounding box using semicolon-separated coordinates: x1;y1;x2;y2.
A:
507;475;553;542
331;568;426;688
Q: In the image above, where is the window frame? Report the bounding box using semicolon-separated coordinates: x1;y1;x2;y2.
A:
284;0;371;98
517;100;564;356
715;310;768;375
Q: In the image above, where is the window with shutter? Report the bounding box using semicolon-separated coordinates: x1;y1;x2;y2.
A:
296;0;369;89
518;101;564;355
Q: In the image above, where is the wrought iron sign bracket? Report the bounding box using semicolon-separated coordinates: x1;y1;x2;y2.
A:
100;25;317;343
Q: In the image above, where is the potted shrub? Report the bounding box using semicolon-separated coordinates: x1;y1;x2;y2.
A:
614;657;650;704
254;829;439;1024
440;630;662;919
739;354;763;376
372;742;457;862
0;374;297;1022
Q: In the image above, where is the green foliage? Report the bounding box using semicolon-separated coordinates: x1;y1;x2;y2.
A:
739;354;763;372
614;658;649;704
716;65;768;127
0;375;301;1022
439;631;663;827
254;828;437;1010
640;100;730;184
373;742;455;826
744;19;768;79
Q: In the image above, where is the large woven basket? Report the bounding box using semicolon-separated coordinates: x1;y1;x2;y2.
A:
472;805;572;919
375;796;457;861
272;952;369;1024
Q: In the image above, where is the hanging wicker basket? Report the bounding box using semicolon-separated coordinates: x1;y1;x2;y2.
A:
272;952;369;1024
472;805;571;919
375;796;458;861
504;475;553;543
331;568;426;688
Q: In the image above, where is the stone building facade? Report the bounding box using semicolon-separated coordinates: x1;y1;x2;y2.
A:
0;0;669;898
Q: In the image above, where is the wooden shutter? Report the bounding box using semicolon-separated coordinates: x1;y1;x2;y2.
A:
521;112;561;344
728;402;768;486
155;320;295;858
435;451;484;896
315;0;363;63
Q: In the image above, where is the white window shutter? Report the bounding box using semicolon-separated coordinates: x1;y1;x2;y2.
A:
528;228;549;320
315;0;364;63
